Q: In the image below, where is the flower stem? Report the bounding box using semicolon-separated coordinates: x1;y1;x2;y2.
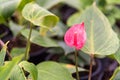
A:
25;23;32;60
88;53;94;80
75;49;80;80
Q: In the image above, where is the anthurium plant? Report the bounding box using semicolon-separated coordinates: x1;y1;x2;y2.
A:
0;0;120;80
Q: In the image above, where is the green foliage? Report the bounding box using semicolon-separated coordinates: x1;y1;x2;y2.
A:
22;2;59;35
0;0;22;23
36;0;61;9
58;41;74;54
67;4;119;55
10;48;25;57
63;0;93;10
19;61;38;80
0;42;7;66
21;29;59;47
106;0;120;4
61;63;87;73
47;22;67;37
10;65;26;80
9;21;23;36
110;67;120;80
37;61;74;80
18;0;33;11
0;0;120;79
0;55;23;80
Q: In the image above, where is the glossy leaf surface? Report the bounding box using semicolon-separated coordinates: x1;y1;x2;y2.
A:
37;61;74;80
22;2;59;35
67;4;119;55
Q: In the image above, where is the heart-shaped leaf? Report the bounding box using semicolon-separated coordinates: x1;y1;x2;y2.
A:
37;61;74;80
67;4;119;55
22;2;59;35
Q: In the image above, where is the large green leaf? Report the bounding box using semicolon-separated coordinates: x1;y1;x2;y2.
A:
21;29;59;47
36;0;61;9
0;42;7;66
10;65;26;80
22;2;59;35
19;61;38;80
0;0;22;23
37;61;74;80
67;4;119;55
110;66;120;80
0;55;23;80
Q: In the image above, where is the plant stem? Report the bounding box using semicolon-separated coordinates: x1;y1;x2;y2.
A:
75;49;80;80
25;23;32;60
88;53;94;80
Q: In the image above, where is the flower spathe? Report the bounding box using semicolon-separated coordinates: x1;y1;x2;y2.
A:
64;22;86;50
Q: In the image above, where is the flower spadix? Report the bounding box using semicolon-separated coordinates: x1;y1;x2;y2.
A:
64;22;86;50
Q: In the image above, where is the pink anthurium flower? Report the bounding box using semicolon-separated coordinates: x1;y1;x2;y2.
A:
64;22;86;50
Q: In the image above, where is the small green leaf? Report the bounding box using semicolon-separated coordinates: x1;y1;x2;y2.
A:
110;67;120;80
10;47;25;57
21;29;59;47
0;55;23;80
19;61;38;80
36;0;61;9
37;61;74;80
9;21;23;36
67;4;119;55
10;65;26;80
22;2;59;35
0;0;22;23
0;42;8;66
